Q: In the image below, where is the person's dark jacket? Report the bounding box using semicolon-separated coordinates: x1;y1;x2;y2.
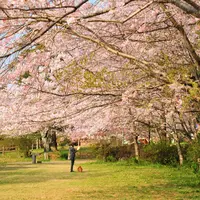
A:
69;146;77;160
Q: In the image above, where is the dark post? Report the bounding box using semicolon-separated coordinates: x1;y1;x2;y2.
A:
32;154;37;164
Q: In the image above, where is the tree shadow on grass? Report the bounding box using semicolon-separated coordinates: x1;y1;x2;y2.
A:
0;164;37;172
0;161;108;185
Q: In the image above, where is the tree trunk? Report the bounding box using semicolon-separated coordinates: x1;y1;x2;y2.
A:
44;152;49;160
176;136;184;166
51;131;57;151
43;137;50;152
36;139;39;149
174;132;184;166
78;138;80;146
42;131;50;160
39;138;42;148
161;115;167;142
148;122;151;144
133;135;139;160
2;146;5;155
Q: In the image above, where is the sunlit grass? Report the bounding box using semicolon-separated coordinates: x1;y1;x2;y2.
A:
0;160;199;200
0;151;31;163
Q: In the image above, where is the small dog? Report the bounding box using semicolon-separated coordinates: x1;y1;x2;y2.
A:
77;166;83;172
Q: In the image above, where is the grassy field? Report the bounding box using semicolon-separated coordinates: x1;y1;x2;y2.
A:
0;159;200;200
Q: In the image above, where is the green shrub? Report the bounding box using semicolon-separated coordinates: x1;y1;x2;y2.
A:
94;142;134;162
76;146;96;159
186;136;200;163
186;135;200;173
59;150;68;160
106;155;117;162
143;142;179;166
14;136;33;157
191;162;199;174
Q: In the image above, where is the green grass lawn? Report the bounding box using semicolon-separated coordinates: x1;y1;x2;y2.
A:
0;159;199;200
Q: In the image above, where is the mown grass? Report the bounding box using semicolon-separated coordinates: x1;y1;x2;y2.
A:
0;151;32;163
0;159;200;200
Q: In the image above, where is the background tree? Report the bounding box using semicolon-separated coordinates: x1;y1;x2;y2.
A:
0;1;200;166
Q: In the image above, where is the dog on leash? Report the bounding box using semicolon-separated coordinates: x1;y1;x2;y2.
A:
77;166;83;172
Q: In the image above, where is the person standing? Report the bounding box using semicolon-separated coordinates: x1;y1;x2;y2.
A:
69;143;80;172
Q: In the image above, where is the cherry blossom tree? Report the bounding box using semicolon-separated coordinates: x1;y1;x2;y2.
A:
0;0;200;164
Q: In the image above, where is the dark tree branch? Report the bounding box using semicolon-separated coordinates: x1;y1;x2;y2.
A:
156;0;200;18
0;5;75;12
